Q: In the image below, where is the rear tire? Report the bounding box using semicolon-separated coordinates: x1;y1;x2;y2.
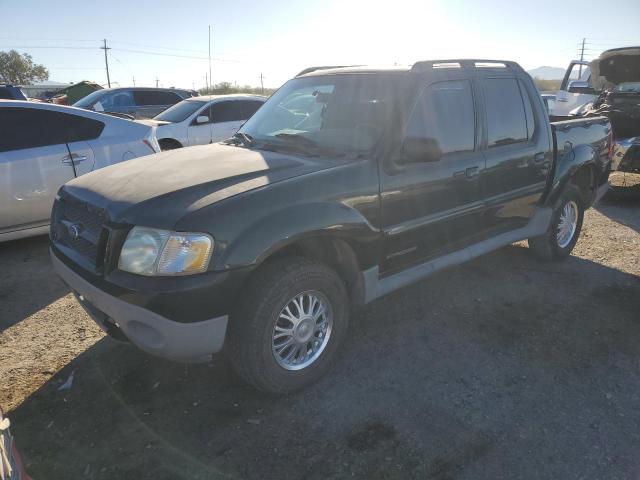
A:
227;257;349;394
528;185;584;261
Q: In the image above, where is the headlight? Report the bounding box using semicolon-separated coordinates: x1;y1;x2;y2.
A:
118;227;213;276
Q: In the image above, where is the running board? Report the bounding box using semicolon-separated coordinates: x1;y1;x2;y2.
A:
361;207;552;303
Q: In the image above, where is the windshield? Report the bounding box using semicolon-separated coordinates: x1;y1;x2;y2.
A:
155;99;208;122
73;89;106;108
238;74;406;155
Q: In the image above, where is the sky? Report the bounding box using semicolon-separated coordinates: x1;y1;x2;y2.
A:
2;0;639;90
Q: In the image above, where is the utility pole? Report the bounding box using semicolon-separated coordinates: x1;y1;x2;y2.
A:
100;39;111;88
204;73;209;94
208;25;212;95
132;76;136;87
155;77;159;88
578;37;586;77
260;73;264;94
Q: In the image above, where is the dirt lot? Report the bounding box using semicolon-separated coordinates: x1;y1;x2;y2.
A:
1;173;639;480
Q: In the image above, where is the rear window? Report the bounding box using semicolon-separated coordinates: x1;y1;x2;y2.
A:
484;78;529;147
0;88;15;100
133;90;182;106
0;107;104;152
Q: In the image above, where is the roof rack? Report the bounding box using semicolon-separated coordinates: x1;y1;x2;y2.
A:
411;59;524;73
295;65;362;77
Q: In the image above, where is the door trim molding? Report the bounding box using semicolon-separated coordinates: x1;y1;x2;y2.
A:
362;206;552;303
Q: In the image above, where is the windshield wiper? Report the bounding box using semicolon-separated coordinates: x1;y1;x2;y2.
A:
229;131;256;145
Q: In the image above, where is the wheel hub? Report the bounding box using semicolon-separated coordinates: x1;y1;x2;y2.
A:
557;200;578;248
271;291;333;371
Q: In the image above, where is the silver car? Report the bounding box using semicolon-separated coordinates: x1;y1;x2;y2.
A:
73;87;197;119
0;101;160;242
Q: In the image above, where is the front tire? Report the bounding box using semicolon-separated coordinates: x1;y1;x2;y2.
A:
227;257;349;394
528;185;584;261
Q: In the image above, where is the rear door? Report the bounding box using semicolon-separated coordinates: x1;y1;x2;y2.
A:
380;77;485;273
0;107;77;232
479;76;551;233
210;101;247;141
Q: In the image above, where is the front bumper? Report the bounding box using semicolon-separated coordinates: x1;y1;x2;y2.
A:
51;249;228;363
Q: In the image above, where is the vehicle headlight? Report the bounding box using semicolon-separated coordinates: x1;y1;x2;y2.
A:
118;227;213;276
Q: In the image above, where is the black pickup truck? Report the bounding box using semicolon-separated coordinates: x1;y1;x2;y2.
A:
50;59;612;393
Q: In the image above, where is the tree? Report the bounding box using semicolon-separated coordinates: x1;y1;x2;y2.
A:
0;50;49;85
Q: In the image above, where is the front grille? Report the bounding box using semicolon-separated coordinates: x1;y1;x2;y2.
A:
51;195;108;270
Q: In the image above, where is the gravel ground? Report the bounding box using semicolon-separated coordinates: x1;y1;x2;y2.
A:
1;174;639;479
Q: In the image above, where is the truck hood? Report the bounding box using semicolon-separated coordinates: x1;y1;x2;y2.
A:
62;143;336;228
592;48;640;87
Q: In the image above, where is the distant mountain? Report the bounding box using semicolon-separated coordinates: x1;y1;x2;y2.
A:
527;66;565;80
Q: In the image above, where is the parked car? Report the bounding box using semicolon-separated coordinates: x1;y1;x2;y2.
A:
50;59;611;394
0;408;32;480
0;101;160;242
73;87;197;119
0;85;27;101
142;94;266;150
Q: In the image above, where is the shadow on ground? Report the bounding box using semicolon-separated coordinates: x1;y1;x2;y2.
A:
11;245;640;480
0;235;69;332
597;173;640;233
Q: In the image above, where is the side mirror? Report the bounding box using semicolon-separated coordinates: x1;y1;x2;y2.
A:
402;137;442;163
568;81;595;95
195;115;209;124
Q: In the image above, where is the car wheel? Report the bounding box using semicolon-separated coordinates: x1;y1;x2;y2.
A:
227;257;349;394
528;184;584;261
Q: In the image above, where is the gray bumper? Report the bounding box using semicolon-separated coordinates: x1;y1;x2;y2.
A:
51;249;228;363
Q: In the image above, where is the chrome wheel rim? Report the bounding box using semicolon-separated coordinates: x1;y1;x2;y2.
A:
557;200;578;248
272;291;333;371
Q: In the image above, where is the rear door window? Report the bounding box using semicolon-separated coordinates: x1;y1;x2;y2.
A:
483;78;529;147
241;100;264;118
133;90;182;106
406;79;476;154
0;107;104;152
210;101;245;123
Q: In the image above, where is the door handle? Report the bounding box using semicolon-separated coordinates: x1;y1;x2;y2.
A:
453;166;480;179
533;152;546;163
465;166;479;178
61;154;88;165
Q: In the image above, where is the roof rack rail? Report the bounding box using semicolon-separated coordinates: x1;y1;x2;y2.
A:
411;59;524;73
295;65;362;77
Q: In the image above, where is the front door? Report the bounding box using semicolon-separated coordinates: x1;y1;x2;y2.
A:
210;101;246;142
379;78;485;274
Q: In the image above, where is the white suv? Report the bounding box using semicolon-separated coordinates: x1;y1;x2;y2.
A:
145;94;266;150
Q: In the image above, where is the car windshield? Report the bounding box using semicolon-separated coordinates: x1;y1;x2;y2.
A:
73;89;106;108
155;100;208;123
238;74;407;156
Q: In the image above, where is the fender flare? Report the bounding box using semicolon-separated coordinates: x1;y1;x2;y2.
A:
217;201;380;271
544;143;597;207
